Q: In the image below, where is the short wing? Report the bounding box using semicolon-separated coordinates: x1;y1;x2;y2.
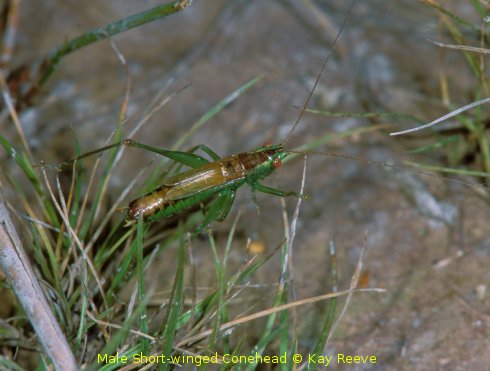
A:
162;161;245;201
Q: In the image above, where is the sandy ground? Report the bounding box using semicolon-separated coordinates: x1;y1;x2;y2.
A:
2;0;490;369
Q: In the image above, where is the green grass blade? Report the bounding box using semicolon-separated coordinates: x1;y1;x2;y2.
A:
305;108;424;124
207;214;239;352
405;161;490;178
106;227;140;296
76;264;89;346
39;0;192;86
306;241;338;371
0;134;59;224
407;135;460;154
95;342;144;371
0;357;24;371
236;328;281;371
171;75;264;152
158;228;186;367
470;0;485;16
136;218;150;353
424;1;479;31
284;124;384;163
77;127;123;240
208;232;224;349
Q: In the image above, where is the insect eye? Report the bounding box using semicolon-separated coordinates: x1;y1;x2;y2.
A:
272;158;282;168
263;141;273;147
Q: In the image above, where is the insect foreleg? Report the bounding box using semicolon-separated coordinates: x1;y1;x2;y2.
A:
252;182;308;200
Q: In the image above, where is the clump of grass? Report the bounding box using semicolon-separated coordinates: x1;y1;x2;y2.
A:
1;99;380;368
305;2;490;186
398;1;490;180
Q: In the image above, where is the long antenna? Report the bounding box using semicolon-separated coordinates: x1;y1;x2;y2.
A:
282;0;357;145
287;150;490;192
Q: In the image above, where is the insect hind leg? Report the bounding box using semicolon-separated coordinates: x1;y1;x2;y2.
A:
122;139;209;168
68;139;211;169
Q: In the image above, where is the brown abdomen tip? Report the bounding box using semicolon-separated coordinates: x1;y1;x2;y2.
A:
127;200;141;220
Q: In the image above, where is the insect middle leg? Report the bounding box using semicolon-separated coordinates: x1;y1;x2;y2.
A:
194;188;236;237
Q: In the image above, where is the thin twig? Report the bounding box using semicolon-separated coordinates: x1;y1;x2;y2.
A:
0;191;77;370
326;232;368;344
38;0;193;86
40;169;108;308
1;0;20;65
176;287;385;347
390;97;490;136
428;38;490;55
